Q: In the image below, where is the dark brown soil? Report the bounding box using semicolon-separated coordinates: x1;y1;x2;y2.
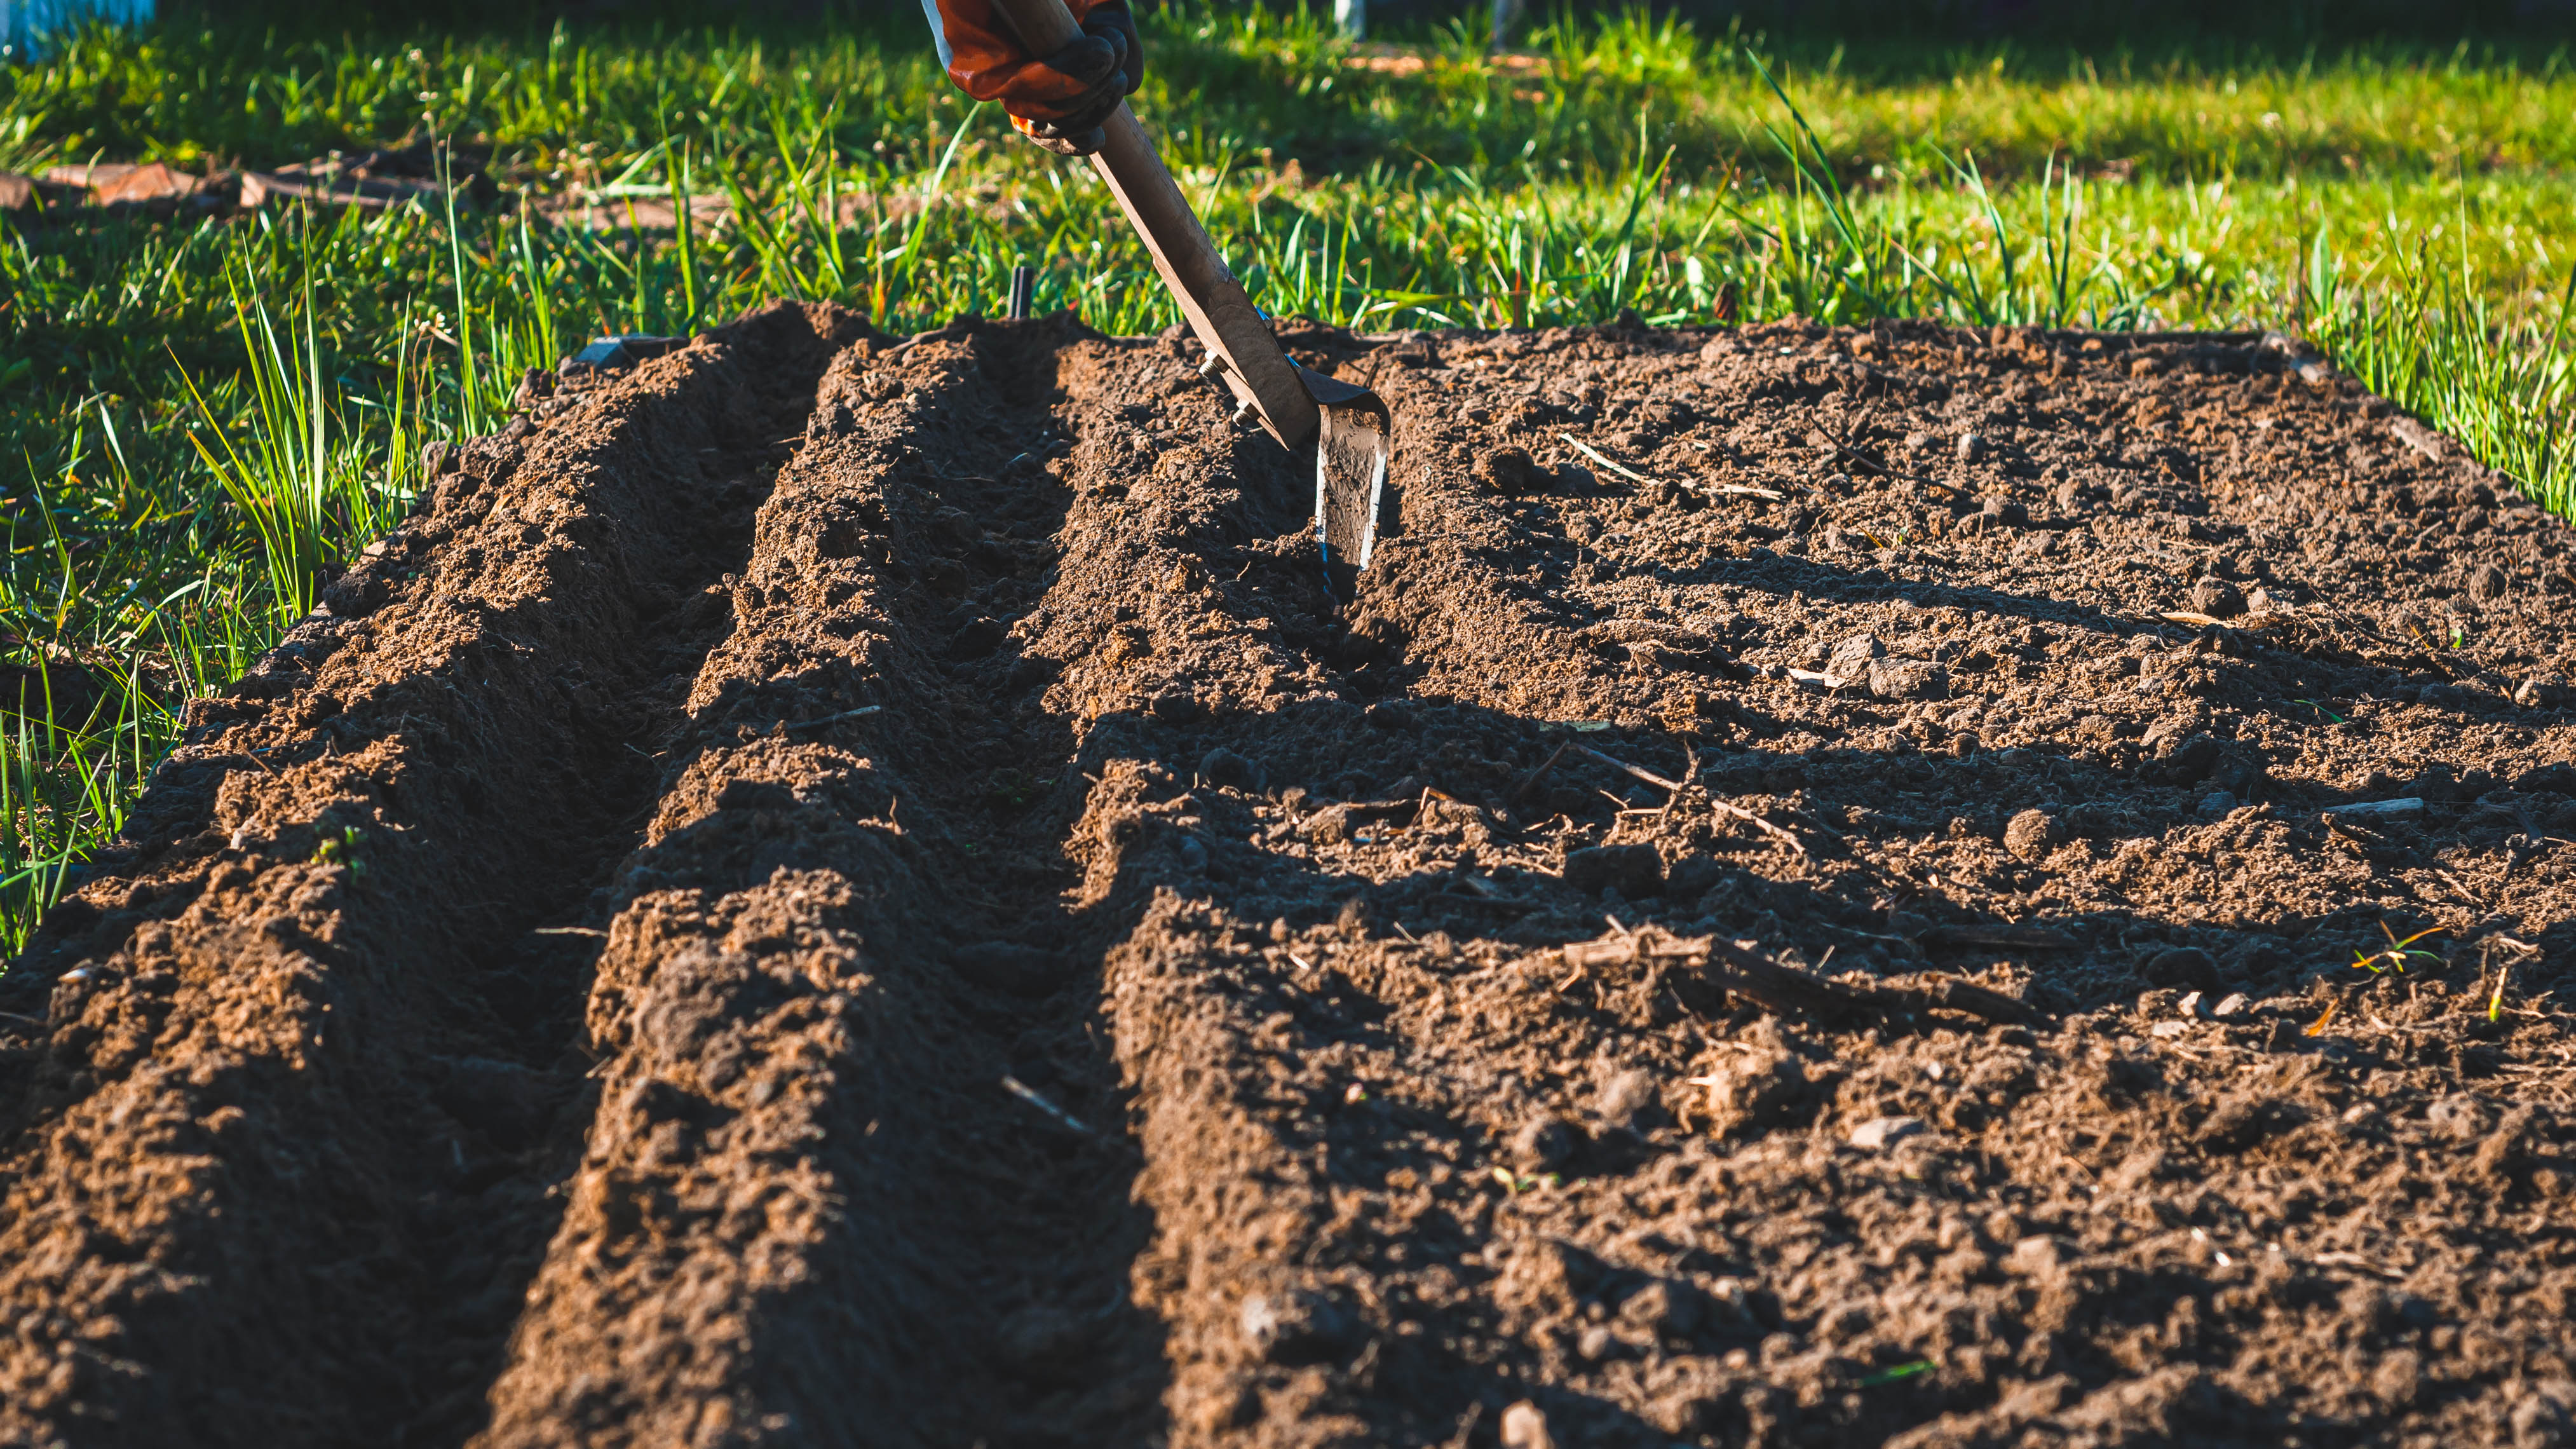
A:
3;308;2572;1448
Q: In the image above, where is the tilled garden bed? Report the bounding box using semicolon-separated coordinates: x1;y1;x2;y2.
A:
1;304;2570;1448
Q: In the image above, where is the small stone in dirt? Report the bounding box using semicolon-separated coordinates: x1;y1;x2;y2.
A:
1176;835;1210;874
2007;1235;2070;1277
952;940;1064;996
1500;1401;1554;1449
1239;1288;1358;1366
1595;1068;1662;1131
1868;657;1948;701
1198;747;1264;791
2213;991;2251;1018
2470;564;2511;602
1475;446;1552;496
2177;990;2207;1018
1563;843;1663;897
1848;1115;1927;1150
1700;1038;1808;1137
1956;432;1988;463
2143;946;2221;991
1980;494;2028;527
2427;1094;2492;1141
1826;632;1887;678
2516;674;2570;709
2373;1349;2426;1408
1511;1114;1581;1171
2190;577;2248;618
2003;808;2063;862
2320;797;2425;825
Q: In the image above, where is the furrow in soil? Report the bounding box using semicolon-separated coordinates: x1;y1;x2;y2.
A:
468;315;1303;1446
0;302;865;1446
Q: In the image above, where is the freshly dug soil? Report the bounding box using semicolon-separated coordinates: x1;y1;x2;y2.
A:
3;307;2572;1449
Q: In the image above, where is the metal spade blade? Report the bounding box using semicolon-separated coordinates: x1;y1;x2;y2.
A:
1295;360;1393;583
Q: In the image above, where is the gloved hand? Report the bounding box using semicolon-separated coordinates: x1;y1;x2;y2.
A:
1019;4;1142;154
925;0;1145;157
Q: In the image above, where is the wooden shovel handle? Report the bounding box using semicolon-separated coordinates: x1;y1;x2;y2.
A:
985;0;1083;49
986;0;1318;449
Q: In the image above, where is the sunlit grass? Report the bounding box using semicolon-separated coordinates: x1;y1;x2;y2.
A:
0;3;2567;951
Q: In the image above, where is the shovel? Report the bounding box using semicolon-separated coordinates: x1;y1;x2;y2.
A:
989;0;1395;585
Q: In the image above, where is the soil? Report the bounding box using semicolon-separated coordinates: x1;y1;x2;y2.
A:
3;306;2573;1449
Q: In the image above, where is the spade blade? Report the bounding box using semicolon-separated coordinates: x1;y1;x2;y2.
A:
1294;361;1393;587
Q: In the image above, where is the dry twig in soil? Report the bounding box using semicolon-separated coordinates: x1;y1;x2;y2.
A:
1559;926;2040;1027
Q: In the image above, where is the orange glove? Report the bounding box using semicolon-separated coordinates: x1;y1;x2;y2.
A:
923;0;1144;155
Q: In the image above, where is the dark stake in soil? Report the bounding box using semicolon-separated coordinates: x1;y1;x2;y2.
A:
2;310;2573;1448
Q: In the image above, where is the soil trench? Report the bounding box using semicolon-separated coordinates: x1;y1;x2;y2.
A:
4;313;2575;1448
471;314;1196;1446
0;302;862;1445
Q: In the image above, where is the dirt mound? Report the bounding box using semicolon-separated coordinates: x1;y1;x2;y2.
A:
2;310;2572;1447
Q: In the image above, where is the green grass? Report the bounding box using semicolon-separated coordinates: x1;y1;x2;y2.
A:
0;4;2569;953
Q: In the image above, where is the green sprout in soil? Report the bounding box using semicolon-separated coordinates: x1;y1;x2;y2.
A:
312;825;367;876
1490;1166;1562;1196
2483;943;2531;1023
2350;923;2443;976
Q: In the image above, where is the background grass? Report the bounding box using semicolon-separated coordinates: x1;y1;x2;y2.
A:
0;2;2569;952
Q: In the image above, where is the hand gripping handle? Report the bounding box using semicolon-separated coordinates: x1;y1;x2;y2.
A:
986;0;1319;449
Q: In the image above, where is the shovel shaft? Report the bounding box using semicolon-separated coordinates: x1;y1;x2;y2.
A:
986;0;1319;449
1087;113;1319;448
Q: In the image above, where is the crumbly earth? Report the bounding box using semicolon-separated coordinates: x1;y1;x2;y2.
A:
1;306;2572;1449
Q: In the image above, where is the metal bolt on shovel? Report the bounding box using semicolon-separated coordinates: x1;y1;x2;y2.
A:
991;0;1395;594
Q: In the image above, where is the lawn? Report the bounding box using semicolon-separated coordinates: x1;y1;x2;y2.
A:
0;2;2570;949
